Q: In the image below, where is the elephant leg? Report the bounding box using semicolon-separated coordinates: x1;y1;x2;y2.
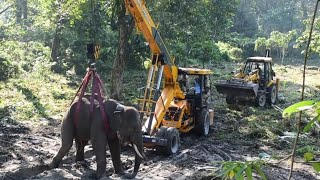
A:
75;139;88;162
107;136;124;175
91;129;107;178
48;119;74;169
124;135;143;179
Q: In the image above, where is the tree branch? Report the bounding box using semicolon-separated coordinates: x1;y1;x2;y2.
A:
0;5;12;15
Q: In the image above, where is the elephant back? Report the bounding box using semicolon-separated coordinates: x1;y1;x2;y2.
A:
70;98;92;139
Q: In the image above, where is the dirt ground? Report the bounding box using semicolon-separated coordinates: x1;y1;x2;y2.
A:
1;62;320;180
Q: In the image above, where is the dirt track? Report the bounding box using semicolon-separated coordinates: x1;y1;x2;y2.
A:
0;116;226;180
0;106;318;180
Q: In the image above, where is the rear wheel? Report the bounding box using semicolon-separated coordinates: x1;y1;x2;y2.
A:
267;85;277;105
255;93;266;107
155;127;180;155
195;108;210;136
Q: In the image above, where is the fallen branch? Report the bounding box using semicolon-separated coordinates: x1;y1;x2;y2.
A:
294;160;320;164
270;154;292;164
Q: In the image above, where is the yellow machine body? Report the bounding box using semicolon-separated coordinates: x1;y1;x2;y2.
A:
215;56;279;107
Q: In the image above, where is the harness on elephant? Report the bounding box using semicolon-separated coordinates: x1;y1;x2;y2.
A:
70;45;113;135
73;64;110;130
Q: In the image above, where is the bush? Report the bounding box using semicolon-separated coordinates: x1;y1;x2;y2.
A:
216;41;243;61
0;40;51;75
0;58;19;81
190;40;224;64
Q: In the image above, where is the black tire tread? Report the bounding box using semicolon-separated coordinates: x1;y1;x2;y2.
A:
195;108;210;136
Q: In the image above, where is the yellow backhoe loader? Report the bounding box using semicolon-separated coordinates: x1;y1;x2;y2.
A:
215;50;279;107
124;0;214;154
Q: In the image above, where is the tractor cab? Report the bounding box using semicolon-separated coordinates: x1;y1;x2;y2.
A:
159;67;213;139
177;67;213;108
242;57;275;88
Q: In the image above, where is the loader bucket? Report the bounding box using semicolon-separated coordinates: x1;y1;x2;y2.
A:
214;80;259;98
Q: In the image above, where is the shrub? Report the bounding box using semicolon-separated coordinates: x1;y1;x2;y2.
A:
0;40;51;75
0;57;19;81
216;41;243;61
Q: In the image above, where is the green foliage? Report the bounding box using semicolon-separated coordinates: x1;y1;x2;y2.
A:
190;41;224;64
0;70;75;121
255;30;297;63
216;41;243;61
282;100;315;117
283;100;320;173
304;152;320;173
146;0;239;66
254;37;267;51
295;18;320;56
304;152;314;161
0;57;19;81
217;160;266;180
0;40;51;78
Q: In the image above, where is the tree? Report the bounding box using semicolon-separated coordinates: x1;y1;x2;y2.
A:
15;0;28;23
110;0;133;100
255;30;296;64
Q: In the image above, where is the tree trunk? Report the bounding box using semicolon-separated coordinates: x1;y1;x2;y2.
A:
51;24;61;63
110;5;132;100
281;48;285;66
15;0;27;23
51;1;63;72
51;4;63;63
16;0;22;23
22;0;27;20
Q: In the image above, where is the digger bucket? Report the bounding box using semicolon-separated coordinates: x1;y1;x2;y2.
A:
214;80;259;98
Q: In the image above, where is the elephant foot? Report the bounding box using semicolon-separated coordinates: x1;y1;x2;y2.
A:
114;168;125;175
123;172;137;179
48;161;59;169
94;171;107;180
75;160;89;168
88;171;106;180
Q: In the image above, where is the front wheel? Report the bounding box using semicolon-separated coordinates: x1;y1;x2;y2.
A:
195;108;210;136
255;93;266;107
267;85;277;105
155;127;180;155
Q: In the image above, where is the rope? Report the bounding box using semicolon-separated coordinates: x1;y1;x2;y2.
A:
90;0;97;43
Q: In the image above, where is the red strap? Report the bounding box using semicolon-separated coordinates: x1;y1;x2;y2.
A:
94;75;111;131
96;73;106;97
72;69;113;135
74;70;92;128
89;71;96;113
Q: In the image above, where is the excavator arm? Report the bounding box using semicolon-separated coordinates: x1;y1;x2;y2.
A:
125;0;173;68
124;0;184;135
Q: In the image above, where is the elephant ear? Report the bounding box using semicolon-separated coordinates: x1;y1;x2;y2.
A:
113;104;124;114
109;104;124;132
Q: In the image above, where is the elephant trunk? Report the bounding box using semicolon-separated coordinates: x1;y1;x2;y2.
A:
123;135;144;179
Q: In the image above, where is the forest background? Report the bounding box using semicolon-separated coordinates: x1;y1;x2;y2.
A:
1;0;320;179
0;0;319;126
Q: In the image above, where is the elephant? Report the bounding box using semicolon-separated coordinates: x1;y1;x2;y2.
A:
48;97;145;179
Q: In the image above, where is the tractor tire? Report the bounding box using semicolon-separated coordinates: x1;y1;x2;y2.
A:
195;108;210;136
267;85;277;105
255;93;266;107
226;95;235;104
155;127;167;154
155;127;180;155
